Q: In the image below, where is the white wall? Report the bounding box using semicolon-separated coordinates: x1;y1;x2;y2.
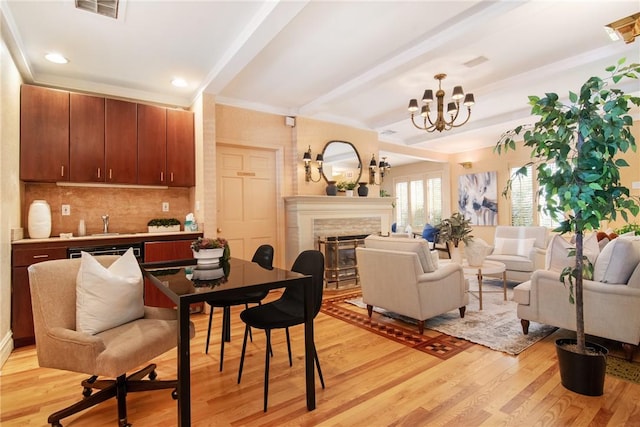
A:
0;14;24;367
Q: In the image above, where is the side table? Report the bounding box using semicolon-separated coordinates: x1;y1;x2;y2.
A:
462;260;507;310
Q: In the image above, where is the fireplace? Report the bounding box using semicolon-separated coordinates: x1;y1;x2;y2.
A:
284;196;394;270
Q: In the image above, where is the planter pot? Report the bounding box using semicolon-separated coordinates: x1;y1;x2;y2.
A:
449;246;462;264
193;248;225;266
148;225;181;233
556;338;608;396
345;190;354;197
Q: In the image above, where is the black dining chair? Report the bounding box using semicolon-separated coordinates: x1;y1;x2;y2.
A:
204;244;274;371
237;249;325;412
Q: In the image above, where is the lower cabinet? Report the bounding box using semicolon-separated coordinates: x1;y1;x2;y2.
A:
11;246;68;347
143;240;193;308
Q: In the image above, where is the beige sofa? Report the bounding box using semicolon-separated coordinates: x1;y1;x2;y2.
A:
513;236;640;356
485;226;549;283
356;235;468;334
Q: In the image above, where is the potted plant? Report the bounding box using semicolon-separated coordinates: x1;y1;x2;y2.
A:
191;237;230;265
435;212;473;263
495;59;640;396
147;218;181;233
337;181;357;196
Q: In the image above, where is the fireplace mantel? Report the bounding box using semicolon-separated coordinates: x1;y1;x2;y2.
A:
284;196;393;268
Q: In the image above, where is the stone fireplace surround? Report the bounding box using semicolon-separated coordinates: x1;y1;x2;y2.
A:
284;196;394;268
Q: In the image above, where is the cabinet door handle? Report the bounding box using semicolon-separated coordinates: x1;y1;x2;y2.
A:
109;169;113;179
170;172;174;182
60;166;64;177
97;168;101;178
160;172;164;182
33;255;49;259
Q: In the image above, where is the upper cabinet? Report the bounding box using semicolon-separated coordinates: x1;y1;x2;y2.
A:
20;85;70;182
20;85;194;187
69;93;105;182
105;99;138;183
166;109;195;187
137;104;167;185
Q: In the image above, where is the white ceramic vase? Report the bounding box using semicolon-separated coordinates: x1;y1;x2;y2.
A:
28;200;52;239
449;245;462;264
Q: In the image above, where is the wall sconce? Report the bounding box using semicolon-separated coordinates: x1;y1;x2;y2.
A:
459;162;472;169
303;146;323;182
369;154;391;185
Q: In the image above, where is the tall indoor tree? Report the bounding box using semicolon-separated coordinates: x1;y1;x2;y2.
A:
495;58;640;355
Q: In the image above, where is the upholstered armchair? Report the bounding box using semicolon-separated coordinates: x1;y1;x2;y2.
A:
485;225;549;283
356;235;468;334
513;236;640;358
28;254;190;426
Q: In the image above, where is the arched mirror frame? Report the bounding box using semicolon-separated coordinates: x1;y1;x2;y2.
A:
320;140;363;184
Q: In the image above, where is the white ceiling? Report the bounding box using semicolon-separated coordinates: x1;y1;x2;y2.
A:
2;0;639;166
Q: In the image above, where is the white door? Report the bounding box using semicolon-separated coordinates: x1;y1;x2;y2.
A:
216;145;277;261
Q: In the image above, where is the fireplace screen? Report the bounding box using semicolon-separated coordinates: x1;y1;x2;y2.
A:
317;234;368;288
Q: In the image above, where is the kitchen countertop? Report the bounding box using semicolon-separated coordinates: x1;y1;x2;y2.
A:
12;231;203;245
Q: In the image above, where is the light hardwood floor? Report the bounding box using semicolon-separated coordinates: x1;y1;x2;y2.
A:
2;289;640;426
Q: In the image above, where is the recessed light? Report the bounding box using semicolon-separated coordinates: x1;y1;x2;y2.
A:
45;53;69;64
171;78;187;88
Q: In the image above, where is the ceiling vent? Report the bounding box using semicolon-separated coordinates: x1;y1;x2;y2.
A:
75;0;119;19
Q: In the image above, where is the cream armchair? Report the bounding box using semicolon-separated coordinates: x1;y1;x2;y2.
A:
513;236;640;358
485;225;549;283
356;235;468;334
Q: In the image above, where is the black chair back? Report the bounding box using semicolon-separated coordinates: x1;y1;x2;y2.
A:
280;250;325;316
252;244;274;269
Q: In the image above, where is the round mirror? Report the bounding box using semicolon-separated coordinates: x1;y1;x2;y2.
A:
321;141;362;184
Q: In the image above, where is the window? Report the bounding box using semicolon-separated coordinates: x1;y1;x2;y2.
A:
509;163;561;229
510;165;534;226
394;174;442;230
538;163;562;229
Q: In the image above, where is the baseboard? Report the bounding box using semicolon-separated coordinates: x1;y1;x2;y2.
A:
0;330;14;368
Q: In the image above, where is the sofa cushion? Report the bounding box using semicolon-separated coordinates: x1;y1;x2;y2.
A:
545;233;599;272
493;237;536;257
364;235;434;273
593;237;640;284
76;248;144;335
627;262;640;289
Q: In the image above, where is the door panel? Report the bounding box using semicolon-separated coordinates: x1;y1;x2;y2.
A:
217;146;277;262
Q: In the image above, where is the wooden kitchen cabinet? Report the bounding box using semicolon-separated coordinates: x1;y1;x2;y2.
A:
166;109;195;187
143;239;193;307
70;93;105;182
11;245;67;347
20;85;70;182
137;104;167;185
105;99;137;183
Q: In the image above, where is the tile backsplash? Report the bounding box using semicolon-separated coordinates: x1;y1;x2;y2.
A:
24;183;193;237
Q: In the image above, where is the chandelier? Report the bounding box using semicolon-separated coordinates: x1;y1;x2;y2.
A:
408;73;475;132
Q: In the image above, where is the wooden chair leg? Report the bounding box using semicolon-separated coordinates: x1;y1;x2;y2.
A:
521;319;530;335
459;306;466;318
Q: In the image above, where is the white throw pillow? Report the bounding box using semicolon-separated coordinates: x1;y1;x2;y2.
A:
493;237;536;257
545;233;600;272
593;237;640;284
76;248;144;335
420;246;439;273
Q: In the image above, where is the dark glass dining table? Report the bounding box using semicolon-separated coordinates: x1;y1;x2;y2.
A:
141;257;315;426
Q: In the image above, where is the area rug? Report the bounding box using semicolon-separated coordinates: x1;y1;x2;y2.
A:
327;278;557;356
321;291;474;360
